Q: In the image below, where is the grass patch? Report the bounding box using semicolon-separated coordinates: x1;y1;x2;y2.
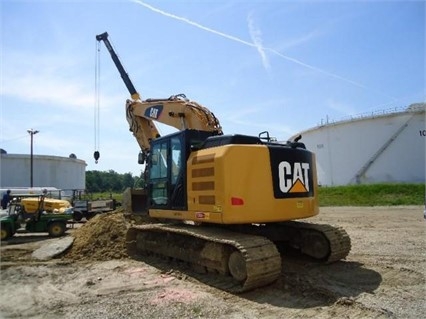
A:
95;183;425;208
318;183;425;206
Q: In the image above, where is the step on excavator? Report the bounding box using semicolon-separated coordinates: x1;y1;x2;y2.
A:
96;32;351;293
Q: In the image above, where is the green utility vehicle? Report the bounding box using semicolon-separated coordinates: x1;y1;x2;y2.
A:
0;195;73;241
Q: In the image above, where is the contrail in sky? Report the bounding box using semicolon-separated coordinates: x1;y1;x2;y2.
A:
131;0;255;46
131;0;395;98
247;12;270;71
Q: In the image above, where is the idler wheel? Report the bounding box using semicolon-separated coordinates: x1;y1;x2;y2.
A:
228;251;247;282
302;230;330;260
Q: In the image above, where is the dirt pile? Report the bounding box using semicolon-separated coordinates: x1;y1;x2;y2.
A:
65;209;129;261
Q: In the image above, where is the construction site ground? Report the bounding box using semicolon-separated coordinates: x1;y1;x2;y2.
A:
0;206;425;319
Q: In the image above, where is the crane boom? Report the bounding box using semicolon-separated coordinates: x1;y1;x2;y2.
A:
96;32;140;101
96;32;160;158
96;32;223;159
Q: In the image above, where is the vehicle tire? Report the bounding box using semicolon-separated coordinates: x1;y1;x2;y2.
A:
85;212;95;220
0;226;11;241
73;210;83;222
48;222;66;237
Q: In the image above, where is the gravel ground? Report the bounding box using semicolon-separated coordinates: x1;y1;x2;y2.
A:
0;206;425;319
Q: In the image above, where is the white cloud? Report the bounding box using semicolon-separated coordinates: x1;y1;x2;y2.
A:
2;52;90;107
247;12;270;71
3;74;93;108
0;46;134;173
1;48;128;107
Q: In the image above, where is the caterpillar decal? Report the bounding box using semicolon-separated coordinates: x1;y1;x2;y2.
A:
144;104;163;120
278;161;310;193
268;146;315;199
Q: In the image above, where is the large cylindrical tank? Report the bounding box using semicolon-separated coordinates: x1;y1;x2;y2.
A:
290;103;425;186
0;154;86;189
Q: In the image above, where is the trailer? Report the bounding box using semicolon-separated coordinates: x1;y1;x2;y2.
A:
67;189;117;221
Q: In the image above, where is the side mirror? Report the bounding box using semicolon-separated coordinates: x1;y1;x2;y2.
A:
138;151;146;164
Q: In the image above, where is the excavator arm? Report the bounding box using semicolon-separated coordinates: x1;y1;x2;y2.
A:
126;94;222;135
96;32;222;162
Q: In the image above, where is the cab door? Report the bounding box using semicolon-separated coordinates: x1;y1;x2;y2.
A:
148;139;169;207
148;134;185;210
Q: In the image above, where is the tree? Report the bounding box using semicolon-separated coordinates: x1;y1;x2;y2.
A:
86;170;141;192
122;173;134;188
86;171;102;192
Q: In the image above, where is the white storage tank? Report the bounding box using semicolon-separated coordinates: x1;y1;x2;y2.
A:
0;153;86;189
290;103;425;186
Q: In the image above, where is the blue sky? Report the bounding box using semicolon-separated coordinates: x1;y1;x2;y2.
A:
1;0;424;176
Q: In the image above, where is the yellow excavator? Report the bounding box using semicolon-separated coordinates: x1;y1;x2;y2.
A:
96;32;351;293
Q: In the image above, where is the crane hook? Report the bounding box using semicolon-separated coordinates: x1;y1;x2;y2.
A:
94;151;100;164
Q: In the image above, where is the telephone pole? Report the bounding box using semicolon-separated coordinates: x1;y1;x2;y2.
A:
27;129;39;187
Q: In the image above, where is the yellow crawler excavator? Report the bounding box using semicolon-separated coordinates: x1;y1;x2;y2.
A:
96;32;351;293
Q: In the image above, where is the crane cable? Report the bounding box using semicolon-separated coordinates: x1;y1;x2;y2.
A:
94;40;101;163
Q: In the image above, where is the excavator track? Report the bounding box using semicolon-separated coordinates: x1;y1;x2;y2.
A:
285;221;352;263
126;223;282;293
231;221;351;263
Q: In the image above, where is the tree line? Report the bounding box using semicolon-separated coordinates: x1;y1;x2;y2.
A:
86;170;145;193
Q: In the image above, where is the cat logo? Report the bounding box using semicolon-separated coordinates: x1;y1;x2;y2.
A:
144;104;163;119
278;161;310;193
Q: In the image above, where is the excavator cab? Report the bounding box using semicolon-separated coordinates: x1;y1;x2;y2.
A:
147;129;215;210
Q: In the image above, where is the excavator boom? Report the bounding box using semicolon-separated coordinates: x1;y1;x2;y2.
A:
127;95;222;134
